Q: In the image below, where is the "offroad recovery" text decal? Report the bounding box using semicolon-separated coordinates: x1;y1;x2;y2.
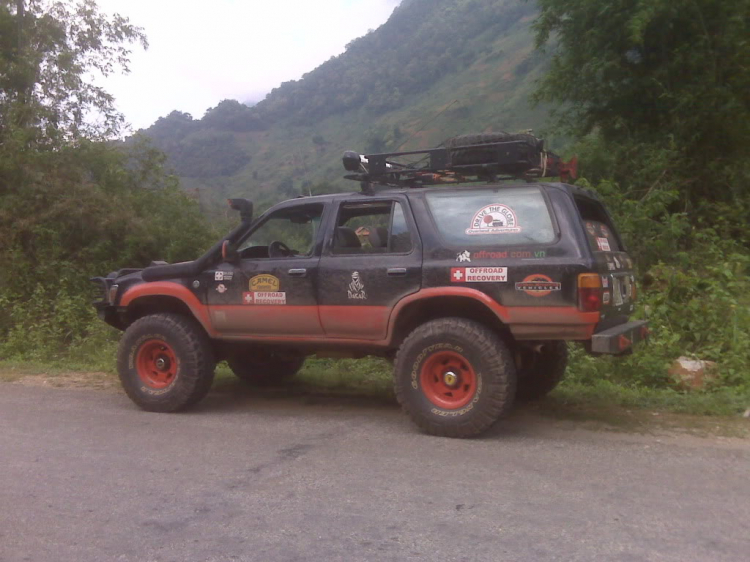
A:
243;292;286;305
451;267;508;283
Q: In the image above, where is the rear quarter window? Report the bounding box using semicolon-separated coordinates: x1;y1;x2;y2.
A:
425;187;555;247
574;196;622;252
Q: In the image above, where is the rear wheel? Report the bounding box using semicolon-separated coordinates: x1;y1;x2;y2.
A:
117;313;215;412
227;348;305;386
394;318;516;438
516;342;568;401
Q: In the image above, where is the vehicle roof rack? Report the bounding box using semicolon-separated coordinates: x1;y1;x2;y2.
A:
342;132;576;193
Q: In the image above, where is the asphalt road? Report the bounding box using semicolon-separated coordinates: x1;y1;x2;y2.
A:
1;383;749;562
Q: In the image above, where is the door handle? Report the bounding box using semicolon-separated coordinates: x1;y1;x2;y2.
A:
288;268;307;277
387;267;407;276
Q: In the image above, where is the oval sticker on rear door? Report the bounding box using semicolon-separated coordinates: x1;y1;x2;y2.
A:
515;274;561;297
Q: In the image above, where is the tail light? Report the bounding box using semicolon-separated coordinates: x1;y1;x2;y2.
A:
578;273;603;312
631;276;637;301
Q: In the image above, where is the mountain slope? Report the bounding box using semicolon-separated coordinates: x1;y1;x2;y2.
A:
137;0;551;212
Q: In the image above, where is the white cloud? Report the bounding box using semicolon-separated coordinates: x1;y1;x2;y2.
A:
96;0;401;130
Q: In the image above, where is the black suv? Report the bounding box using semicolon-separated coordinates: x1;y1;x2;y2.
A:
94;134;647;437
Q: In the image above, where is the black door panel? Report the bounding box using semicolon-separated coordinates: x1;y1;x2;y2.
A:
318;197;422;340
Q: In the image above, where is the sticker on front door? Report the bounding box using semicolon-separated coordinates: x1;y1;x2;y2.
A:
347;271;367;300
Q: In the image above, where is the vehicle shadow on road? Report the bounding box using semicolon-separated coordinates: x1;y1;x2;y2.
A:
196;377;662;440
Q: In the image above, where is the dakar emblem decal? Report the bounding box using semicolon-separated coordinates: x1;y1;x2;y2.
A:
347;271;367;300
466;204;521;235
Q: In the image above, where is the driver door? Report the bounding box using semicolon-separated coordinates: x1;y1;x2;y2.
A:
206;202;327;337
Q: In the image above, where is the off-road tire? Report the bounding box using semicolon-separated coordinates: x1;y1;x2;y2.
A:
393;317;516;438
446;132;541;166
516;342;568;401
117;313;215;412
227;350;305;386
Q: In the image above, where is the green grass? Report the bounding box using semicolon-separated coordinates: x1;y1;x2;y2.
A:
552;379;750;417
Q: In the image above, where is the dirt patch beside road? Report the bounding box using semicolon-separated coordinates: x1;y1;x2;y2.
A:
1;367;118;390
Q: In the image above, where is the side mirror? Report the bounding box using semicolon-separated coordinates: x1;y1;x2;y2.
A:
228;198;253;223
221;240;239;263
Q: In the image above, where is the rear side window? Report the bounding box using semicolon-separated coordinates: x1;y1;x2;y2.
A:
425;187;555;247
575;197;621;252
332;200;414;254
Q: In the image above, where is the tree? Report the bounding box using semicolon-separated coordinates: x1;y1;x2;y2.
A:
0;2;215;359
532;0;750;202
202;99;265;132
0;0;147;147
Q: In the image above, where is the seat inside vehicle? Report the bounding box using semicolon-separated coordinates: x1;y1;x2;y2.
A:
335;226;361;249
368;226;389;248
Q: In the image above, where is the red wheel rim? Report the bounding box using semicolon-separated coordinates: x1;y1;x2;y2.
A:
419;350;477;409
136;339;178;389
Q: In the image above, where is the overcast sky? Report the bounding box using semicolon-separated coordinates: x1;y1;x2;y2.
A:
97;0;401;131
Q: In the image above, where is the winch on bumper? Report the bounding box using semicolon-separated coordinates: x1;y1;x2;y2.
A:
591;320;649;355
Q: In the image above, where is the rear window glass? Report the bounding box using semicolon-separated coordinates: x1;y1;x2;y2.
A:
575;197;621;252
425;187;555;247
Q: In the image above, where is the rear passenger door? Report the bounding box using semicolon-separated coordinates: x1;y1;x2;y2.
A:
317;197;422;340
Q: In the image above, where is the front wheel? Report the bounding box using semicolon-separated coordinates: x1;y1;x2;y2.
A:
394;318;516;438
117;313;216;412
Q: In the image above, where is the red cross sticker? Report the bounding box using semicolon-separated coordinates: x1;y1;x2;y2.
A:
451;268;465;282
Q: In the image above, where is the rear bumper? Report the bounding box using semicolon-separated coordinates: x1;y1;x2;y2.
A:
590;320;649;355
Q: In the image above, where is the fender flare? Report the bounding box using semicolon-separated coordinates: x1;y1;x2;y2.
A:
385;287;599;343
120;282;215;337
385;287;511;343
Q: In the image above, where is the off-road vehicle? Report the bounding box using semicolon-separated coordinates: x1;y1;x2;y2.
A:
93;133;647;437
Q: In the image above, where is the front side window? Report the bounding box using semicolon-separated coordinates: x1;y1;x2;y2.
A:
238;203;324;259
425;187;555;247
332;200;413;254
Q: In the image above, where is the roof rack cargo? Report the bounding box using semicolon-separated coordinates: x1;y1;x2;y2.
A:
342;132;576;192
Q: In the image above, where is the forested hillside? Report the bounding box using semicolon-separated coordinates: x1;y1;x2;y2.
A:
136;0;549;211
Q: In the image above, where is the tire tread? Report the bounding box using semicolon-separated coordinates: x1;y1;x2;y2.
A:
116;313;215;412
394;317;516;438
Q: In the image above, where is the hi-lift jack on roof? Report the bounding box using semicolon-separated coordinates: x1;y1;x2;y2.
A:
342;132;577;193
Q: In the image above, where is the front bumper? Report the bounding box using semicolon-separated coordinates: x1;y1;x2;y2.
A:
590;320;648;355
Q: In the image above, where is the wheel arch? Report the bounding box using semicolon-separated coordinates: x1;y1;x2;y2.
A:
120;282;214;337
388;289;512;349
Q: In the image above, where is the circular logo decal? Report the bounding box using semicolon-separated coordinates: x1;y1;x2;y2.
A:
466;204;520;235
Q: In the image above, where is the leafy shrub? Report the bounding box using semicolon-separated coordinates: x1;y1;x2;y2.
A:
0;142;217;363
567;179;750;391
